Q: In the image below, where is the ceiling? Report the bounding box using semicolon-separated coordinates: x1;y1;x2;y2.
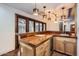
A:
4;3;63;14
3;3;75;22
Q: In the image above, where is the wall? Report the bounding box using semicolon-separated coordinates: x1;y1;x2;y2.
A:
77;4;79;56
46;21;59;31
0;4;44;55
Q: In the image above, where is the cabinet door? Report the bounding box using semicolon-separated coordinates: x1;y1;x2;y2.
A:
36;40;50;56
55;37;65;53
44;40;50;56
36;43;45;56
20;42;33;56
65;41;76;55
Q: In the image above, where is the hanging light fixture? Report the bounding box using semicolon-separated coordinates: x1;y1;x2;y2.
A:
61;7;66;21
48;11;51;20
33;0;39;15
53;13;58;23
42;6;47;19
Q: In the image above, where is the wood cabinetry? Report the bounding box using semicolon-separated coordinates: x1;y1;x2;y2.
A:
53;37;76;55
54;37;65;53
36;40;50;56
64;38;76;55
20;39;50;56
20;42;34;56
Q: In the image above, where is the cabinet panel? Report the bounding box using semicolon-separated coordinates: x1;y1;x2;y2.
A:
55;37;65;53
53;37;76;55
65;41;76;55
36;40;50;56
20;42;33;56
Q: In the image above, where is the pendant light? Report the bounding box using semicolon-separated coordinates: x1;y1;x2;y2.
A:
48;11;51;20
54;13;58;23
33;0;39;15
42;6;47;19
61;7;66;21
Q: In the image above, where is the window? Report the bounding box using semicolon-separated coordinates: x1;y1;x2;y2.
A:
16;14;46;33
39;23;42;32
35;22;39;32
18;18;26;33
29;20;34;32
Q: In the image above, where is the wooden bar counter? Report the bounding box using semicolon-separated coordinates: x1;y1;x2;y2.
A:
18;32;76;56
19;34;53;56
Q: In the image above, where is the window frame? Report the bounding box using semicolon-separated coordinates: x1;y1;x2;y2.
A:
15;14;46;33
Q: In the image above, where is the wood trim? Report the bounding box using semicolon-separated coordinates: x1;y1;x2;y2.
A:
26;18;29;32
53;50;71;56
15;14;19;49
33;48;36;56
38;23;40;32
34;21;35;32
45;23;46;31
42;23;43;31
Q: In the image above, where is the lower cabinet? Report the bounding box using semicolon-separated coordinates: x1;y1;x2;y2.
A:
36;40;50;56
54;37;65;53
20;39;50;56
64;38;76;55
53;37;76;56
20;42;34;56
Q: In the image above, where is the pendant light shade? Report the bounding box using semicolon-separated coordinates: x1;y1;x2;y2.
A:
42;6;47;19
48;11;51;20
33;1;39;16
33;8;39;15
54;14;58;23
54;19;58;23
